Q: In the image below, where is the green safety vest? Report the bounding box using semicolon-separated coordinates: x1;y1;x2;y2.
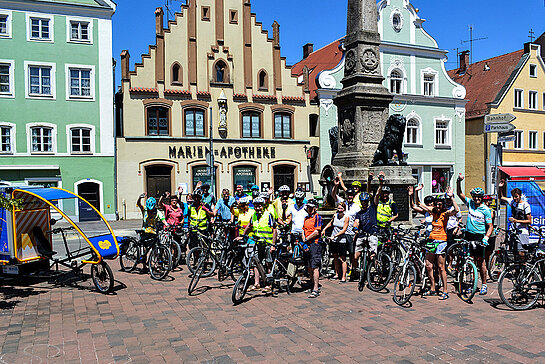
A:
189;206;207;230
376;199;393;227
251;211;273;245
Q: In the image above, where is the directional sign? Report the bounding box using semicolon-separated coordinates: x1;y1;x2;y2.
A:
485;113;516;123
484;123;516;133
498;135;516;143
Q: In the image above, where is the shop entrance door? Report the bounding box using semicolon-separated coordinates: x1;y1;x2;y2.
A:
273;165;295;192
146;165;172;199
78;182;100;222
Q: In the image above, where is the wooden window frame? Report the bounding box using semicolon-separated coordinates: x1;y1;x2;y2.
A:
201;6;210;21
240;111;262;139
171;62;183;86
145;106;171;136
273;112;293;139
183;108;207;137
229;9;238;24
258;69;268;91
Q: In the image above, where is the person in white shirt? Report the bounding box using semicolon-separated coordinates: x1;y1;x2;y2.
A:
286;191;308;241
498;180;532;252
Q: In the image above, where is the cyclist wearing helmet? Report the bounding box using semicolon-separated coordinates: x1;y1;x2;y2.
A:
457;173;493;295
482;195;497;267
198;182;216;211
353;188;380;267
273;185;294;222
232;196;254;238
409;184;434;237
248;185;260;208
286;191;308;242
322;202;350;282
242;197;277;293
498;179;532;254
136;193;166;235
374;172;398;228
234;184;246;202
302;199;323;298
417;187;460;300
188;192;214;249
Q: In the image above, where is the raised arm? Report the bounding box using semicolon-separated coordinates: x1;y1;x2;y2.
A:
337;172;348;192
497;179;509;204
136;192;146;213
374;172;384;206
408;185;425;214
456;173;467;202
366;173;373;194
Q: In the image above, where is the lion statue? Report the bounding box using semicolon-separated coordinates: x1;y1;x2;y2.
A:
371;114;407;166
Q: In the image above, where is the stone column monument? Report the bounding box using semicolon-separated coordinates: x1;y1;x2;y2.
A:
320;0;415;221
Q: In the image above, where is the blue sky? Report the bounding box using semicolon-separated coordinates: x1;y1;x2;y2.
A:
112;0;545;87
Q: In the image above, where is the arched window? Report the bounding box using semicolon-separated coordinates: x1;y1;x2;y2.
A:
171;63;182;85
405;118;420;145
147;106;169;136
390;70;403;94
258;70;268;90
215;60;227;83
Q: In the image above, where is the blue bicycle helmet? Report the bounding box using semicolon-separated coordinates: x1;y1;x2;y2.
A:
470;187;485;198
146;197;157;210
359;192;370;202
251;185;259;191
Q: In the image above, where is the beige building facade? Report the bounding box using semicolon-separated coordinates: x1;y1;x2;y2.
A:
117;0;319;219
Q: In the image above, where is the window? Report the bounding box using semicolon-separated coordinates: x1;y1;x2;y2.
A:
201;6;210;21
31;127;53;153
390;70;402;94
543;132;545;150
423;74;435;96
258;70;268;90
184;109;205;137
70;127;92;153
514;89;524;108
0;126;12;153
229;10;238;24
147;107;169;136
242;112;261;138
530;64;537;78
434;119;450;147
29;17;51;40
529;91;538;110
68;67;92;98
214;60;227;83
529;131;538;150
192;166;215;190
171;63;182;84
0;11;12;38
274;113;292;139
406;118;420;144
233;166;256;191
432;168;451;194
309;114;319;137
514;130;523;149
0;61;14;97
28;65;53;97
70;21;89;42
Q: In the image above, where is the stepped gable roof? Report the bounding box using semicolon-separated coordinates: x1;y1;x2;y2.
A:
291;39;344;100
448;50;525;120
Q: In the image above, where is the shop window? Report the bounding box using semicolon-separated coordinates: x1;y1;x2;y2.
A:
192;165;216;190
233;166;256;191
241;111;261;138
273;165;295;192
184;108;205;137
146;106;169;136
274;113;291;139
431;168;450;194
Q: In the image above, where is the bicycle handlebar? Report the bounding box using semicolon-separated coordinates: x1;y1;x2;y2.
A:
47;226;76;235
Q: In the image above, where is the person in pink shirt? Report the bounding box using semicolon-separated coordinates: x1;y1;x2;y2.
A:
159;192;184;227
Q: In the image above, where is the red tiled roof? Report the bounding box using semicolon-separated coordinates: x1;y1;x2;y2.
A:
253;94;277;100
129;87;158;93
164;89;191;95
291;39;344;100
282;96;305;102
448;50;524;119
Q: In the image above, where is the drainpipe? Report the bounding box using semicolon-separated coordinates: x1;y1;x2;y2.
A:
112;57;119;220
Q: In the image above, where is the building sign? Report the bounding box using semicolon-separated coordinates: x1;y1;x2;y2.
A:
169;145;276;160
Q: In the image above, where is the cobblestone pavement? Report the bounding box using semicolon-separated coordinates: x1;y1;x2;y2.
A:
0;219;542;363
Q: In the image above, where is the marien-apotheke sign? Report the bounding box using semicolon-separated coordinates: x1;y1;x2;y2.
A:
169;145;277;160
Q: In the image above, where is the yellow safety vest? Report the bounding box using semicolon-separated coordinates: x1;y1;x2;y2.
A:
252;211;273;245
189;206;207;231
234;208;254;237
376;200;393;227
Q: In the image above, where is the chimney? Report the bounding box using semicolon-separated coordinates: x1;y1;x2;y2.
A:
458;50;469;74
303;43;314;59
155;7;164;36
120;50;130;81
302;65;310;93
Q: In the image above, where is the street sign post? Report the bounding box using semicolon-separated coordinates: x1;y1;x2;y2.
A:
498;135;516;142
485;113;516;123
484;123;516;133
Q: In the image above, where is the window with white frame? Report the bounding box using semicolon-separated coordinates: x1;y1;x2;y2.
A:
30;126;53;153
529;131;538;150
423;74;435;96
0;11;12;38
514;130;523;149
70;127;92;153
529;91;538;110
0;125;13;153
70;20;90;42
390;70;403;94
405;118;420;144
29;16;51;40
434;119;450;146
514;89;524;108
530;64;537;78
0;61;13;96
27;64;55;97
68;67;92;98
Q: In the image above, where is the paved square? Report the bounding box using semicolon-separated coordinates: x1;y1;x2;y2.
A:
1;250;544;363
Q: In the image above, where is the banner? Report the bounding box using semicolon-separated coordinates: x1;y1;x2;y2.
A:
506;181;545;243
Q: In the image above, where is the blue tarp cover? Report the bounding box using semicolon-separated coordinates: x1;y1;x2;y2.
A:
14;187;76;201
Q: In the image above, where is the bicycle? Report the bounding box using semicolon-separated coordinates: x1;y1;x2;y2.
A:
232;236;292;305
354;232;378;292
450;238;479;303
392;234;429;305
158;225;182;271
119;229;172;280
488;225;527;282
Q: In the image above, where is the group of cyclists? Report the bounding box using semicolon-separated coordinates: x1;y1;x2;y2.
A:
131;169;535;302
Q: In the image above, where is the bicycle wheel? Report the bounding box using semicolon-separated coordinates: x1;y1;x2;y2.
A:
229;250;246;282
393;263;416;305
91;261;114;294
169;240;182;270
367;251;393;292
217;250;232;282
446;243;462;277
188;254;205;295
273;263;291;295
498;264;541;310
119;237;140;272
148;245;172;280
457;260;478;302
358;252;368;292
487;251;503;282
320;243;330;277
232;269;252;305
186;247;216;277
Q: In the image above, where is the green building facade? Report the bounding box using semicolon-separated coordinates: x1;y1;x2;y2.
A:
0;0;116;220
